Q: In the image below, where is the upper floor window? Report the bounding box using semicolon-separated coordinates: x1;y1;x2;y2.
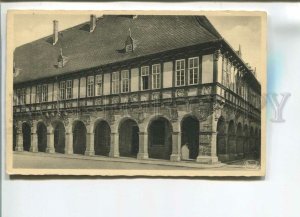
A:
87;76;94;97
112;72;120;94
152;64;161;89
188;57;199;85
66;80;72;99
17;88;26;105
60;81;66;100
95;75;103;96
141;66;150;90
36;85;42;103
41;84;48;102
121;70;129;93
176;59;185;86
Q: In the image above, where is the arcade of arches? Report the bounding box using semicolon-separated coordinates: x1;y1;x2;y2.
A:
13;114;261;164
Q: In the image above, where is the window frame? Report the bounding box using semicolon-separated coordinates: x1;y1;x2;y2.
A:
59;81;66;100
66;80;73;99
152;64;161;90
175;59;186;87
41;84;48;102
87;76;95;97
141;66;150;91
121;70;130;93
112;71;120;94
95;74;103;96
188;57;199;85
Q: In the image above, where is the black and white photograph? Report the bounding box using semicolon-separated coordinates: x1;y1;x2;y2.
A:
7;11;266;176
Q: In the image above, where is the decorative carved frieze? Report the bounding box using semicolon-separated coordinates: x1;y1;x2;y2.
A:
176;89;186;97
130;94;138;102
112;96;120;104
201;86;212;95
95;98;102;105
152;92;161;100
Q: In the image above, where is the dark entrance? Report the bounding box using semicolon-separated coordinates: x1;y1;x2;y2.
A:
94;120;111;156
181;116;199;159
54;122;65;154
22;122;31;151
148;117;172;160
236;123;243;157
73;121;86;155
227;120;236;156
13;125;17;151
37;122;47;152
216;117;226;158
119;119;139;157
243;125;249;157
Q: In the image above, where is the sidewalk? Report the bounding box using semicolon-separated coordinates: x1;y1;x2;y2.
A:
13;151;226;170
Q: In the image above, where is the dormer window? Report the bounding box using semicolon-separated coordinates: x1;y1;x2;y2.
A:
125;28;135;52
57;48;68;68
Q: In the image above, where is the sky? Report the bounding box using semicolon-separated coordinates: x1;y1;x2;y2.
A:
13;13;262;81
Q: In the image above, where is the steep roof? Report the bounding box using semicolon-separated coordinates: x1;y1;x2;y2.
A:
13;15;222;84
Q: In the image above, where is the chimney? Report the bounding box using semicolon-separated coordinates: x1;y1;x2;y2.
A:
53;20;58;45
90;14;96;32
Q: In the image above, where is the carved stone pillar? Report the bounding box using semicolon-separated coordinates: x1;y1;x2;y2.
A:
109;132;119;157
170;131;181;161
15;126;23;152
65;132;73;154
137;132;148;160
30;122;38;152
196;105;219;164
85;132;95;156
46;132;55;153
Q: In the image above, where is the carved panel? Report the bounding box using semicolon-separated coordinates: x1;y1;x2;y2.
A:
95;98;102;105
141;93;149;101
199;145;211;156
201;86;212;95
152;92;161;100
130;94;138;102
176;89;186;97
112;96;120;104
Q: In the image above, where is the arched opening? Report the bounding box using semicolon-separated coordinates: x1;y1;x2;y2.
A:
243;125;249;157
255;128;260;159
181;116;199;159
22;122;31;151
53;121;65;154
37;122;47;152
13;125;17;151
217;117;227;161
73;121;86;155
249;127;254;158
119;119;139;158
236;123;243;158
227;120;236;159
94;120;111;156
148;117;172;160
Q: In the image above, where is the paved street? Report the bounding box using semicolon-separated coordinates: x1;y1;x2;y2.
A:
12;152;259;171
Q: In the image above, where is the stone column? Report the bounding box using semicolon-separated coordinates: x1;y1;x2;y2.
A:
65;132;73;154
85;132;95;156
109;132;119;157
30;123;38;152
196;105;219;164
46;132;55;153
137;132;149;160
15;127;23;152
170;131;181;161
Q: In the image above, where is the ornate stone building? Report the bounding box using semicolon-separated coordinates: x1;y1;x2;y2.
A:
13;15;261;164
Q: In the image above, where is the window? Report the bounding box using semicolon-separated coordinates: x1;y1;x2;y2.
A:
17;88;26;105
66;80;72;99
36;85;42;103
141;66;149;90
87;76;94;97
41;84;48;102
112;72;120;94
121;70;129;93
152;64;161;89
95;75;103;96
176;59;185;86
188;57;199;85
60;81;66;100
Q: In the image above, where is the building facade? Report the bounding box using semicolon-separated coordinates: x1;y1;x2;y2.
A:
12;15;261;164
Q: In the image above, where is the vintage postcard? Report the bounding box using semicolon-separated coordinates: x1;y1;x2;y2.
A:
6;10;266;176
